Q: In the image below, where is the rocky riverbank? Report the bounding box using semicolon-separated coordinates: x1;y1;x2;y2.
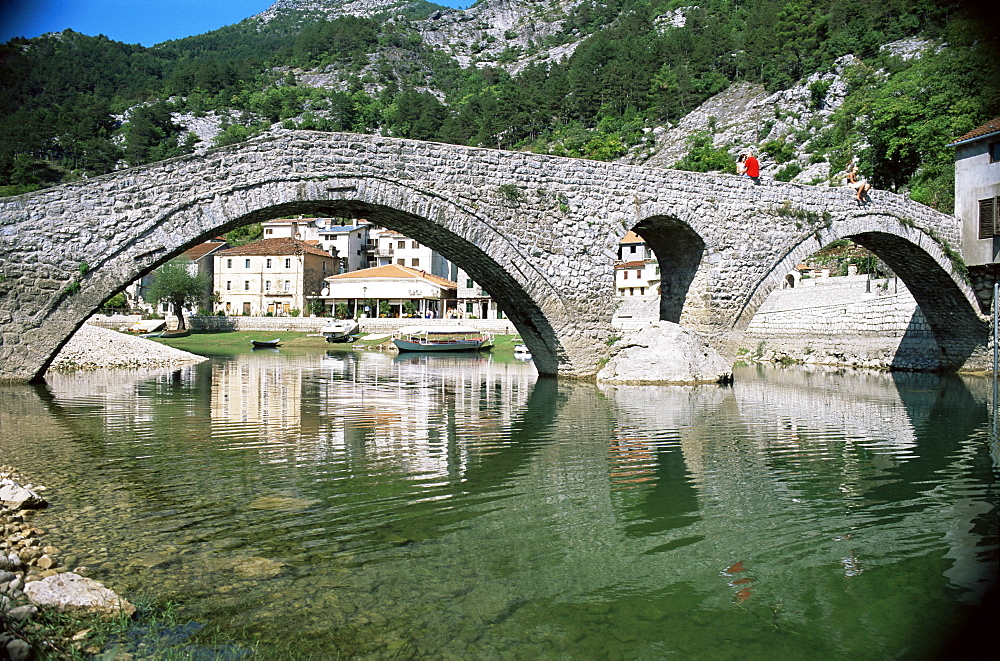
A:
51;324;208;370
1;467;134;659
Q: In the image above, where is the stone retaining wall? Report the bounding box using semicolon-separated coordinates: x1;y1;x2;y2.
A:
87;314;518;335
743;278;944;370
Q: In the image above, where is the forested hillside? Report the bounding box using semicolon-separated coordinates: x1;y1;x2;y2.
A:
1;0;996;213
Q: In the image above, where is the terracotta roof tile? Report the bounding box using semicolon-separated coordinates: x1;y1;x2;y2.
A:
217;237;334;258
327;264;457;288
617;260;647;269
950;118;1000;144
183;239;227;261
620;231;644;244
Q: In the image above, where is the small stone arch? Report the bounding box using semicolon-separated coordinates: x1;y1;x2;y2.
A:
734;215;987;370
629;216;707;324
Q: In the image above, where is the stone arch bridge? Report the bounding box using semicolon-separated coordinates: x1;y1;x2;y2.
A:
0;131;988;382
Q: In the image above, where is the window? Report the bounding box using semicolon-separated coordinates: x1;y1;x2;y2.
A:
245;259;250;268
466;278;474;288
630;245;637;253
466;302;473;313
322;260;327;273
411;258;419;267
412;241;418;249
979;197;1000;238
623;271;628;280
226;281;231;291
266;259;272;268
636;270;642;279
990;142;1000;163
265;228;273;235
284;280;291;291
265;280;271;291
227;258;232;268
397;259;405;265
285;258;291;268
244;281;250;291
398;240;406;250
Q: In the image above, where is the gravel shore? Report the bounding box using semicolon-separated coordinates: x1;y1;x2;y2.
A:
50;324;208;370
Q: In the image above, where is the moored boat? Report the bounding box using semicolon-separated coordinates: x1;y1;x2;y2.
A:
251;338;281;348
392;325;492;352
321;319;359;343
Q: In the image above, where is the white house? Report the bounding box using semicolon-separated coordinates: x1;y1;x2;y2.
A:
214;237;337;316
951;117;1000;268
615;231;660;297
127;237;228;314
321;264;457;318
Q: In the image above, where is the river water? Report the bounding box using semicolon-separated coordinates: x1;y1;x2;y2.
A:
1;349;997;659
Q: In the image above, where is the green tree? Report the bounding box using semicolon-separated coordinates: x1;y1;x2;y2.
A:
674;132;736;173
143;259;208;331
124;101;184;166
225;223;262;246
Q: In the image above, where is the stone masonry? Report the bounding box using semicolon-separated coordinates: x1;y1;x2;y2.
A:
0;130;987;382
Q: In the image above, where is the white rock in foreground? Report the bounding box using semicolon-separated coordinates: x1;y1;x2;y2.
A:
51;324;207;370
597;322;733;385
24;572;136;618
0;480;47;509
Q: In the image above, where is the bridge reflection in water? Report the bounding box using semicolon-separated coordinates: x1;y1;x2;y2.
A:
3;354;996;658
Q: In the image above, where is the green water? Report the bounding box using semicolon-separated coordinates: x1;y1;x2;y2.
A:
1;351;997;659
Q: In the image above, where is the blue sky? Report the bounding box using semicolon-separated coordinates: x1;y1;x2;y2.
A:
1;0;474;46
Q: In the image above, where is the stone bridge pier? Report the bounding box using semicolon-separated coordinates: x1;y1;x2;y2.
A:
0;131;989;382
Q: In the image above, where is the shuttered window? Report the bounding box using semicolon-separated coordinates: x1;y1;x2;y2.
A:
979;197;1000;239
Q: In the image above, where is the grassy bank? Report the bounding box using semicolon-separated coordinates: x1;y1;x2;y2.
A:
153;330;524;357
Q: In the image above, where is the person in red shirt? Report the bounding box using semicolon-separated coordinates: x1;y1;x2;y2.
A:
738;151;760;183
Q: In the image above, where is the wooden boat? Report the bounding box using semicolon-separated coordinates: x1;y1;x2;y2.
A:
160;329;190;338
320;319;359;343
392;325;492;352
251;338;281;348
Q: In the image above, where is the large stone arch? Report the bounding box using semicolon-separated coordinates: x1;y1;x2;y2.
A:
0;172;593;382
732;215;987;370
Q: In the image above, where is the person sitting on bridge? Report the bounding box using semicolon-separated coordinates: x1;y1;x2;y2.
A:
846;161;872;203
738;151;760;184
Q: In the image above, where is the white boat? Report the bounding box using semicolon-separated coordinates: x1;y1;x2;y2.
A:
392;325;492;352
321;319;359;343
513;340;532;358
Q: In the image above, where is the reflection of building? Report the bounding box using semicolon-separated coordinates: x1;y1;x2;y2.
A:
952;117;1000;270
214;238;337;316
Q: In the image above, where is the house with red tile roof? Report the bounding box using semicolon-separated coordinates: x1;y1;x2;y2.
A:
321;264;457;318
951;117;1000;269
127;237;229;314
213;238;338;316
615;231;660;298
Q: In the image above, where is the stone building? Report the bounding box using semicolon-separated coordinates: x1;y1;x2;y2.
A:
214;238;337;316
952;117;1000;270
